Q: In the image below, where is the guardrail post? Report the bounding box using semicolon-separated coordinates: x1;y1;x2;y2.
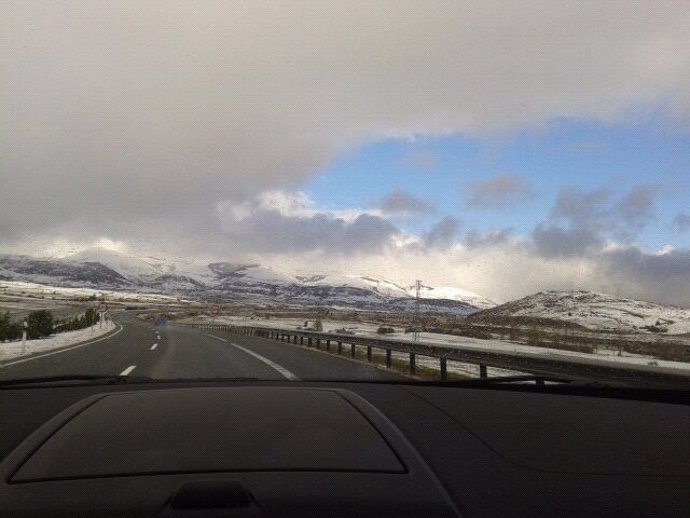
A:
440;358;447;380
293;335;297;344
300;336;304;345
367;346;372;362
337;341;342;354
316;338;320;350
326;339;331;351
308;337;312;347
351;344;356;358
386;349;392;368
479;364;488;378
410;353;416;374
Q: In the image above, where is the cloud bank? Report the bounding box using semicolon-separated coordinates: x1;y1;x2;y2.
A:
2;2;690;305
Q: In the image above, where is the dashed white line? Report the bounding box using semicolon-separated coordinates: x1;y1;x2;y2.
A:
201;332;298;380
120;365;137;376
150;344;158;350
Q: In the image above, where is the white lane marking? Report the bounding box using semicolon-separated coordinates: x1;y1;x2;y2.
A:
230;342;299;381
203;333;227;342
150;344;158;350
201;333;298;380
0;323;124;367
120;365;136;376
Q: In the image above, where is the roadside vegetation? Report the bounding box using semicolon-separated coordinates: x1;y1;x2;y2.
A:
0;309;101;342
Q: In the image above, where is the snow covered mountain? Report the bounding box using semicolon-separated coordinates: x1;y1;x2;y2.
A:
470;290;690;334
0;251;492;315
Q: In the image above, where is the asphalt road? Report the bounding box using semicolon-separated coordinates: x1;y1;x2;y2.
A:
0;314;403;382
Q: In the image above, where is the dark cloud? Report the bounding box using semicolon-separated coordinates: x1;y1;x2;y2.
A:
219;209;400;255
464;229;513;249
532;223;603;258
551;186;611;224
466;174;533;210
423;217;460;248
614;184;659;233
534;185;662;258
598;246;690;305
379;190;435;216
671;213;690;233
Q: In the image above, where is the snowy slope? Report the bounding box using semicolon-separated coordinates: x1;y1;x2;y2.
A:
67;249;177;281
0;249;493;315
472;290;690;334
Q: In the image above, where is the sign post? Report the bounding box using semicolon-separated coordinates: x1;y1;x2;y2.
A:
97;301;108;329
21;319;27;355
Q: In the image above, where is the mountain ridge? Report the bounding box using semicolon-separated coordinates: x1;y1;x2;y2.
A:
0;251;492;315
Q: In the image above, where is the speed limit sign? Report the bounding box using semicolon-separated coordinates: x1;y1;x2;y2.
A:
97;302;108;314
210;304;221;316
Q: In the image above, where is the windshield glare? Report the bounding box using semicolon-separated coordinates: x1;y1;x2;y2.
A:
1;2;689;387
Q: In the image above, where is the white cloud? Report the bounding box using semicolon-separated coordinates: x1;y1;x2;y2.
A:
2;1;690;245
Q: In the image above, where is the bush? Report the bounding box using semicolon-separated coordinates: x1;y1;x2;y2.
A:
53;308;99;333
0;311;22;342
27;310;54;339
377;326;395;334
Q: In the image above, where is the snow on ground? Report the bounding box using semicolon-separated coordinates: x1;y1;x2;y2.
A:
0;321;116;363
187;315;690;374
483;290;690;334
0;280;190;304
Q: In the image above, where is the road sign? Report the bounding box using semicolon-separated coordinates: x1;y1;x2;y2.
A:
210;304;221;316
97;302;108;314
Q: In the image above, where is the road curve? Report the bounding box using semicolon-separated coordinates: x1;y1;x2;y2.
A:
0;314;403;382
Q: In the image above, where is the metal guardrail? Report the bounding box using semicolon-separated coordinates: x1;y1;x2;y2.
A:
188;323;690;386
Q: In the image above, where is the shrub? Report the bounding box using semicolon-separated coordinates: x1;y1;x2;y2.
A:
27;310;54;339
377;326;395;334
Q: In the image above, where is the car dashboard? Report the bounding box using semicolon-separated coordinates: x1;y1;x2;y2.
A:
0;380;688;517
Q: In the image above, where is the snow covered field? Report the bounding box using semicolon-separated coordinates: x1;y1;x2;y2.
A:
187;315;690;374
480;290;690;334
0;321;117;363
0;280;191;304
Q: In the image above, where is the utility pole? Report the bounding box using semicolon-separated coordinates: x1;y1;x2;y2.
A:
414;280;422;342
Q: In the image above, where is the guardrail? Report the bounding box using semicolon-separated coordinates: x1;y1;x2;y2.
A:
188;323;690;386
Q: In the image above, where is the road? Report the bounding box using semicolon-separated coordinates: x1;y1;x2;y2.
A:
0;314;403;381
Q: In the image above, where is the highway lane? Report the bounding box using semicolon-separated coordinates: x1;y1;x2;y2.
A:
0;314;403;381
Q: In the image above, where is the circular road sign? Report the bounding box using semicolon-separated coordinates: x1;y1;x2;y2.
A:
97;302;108;314
210;304;221;316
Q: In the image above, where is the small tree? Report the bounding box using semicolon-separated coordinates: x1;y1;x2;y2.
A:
27;310;54;339
314;319;323;331
84;308;98;327
0;311;21;341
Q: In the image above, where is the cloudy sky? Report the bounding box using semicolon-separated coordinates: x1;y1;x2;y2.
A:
2;1;690;304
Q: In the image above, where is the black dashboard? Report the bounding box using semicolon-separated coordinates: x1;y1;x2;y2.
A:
1;380;688;517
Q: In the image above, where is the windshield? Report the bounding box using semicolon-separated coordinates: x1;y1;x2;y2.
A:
1;1;689;387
